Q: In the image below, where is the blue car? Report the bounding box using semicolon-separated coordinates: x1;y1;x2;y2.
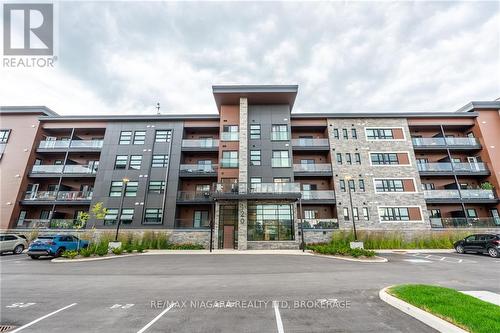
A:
27;234;89;259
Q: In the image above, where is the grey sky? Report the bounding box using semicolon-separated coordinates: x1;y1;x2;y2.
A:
1;1;499;116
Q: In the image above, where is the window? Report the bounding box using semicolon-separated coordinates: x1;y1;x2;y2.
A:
466;209;478;218
336;153;342;165
0;129;10;143
366;128;395;140
379;207;410;221
125;181;138;197
148;181;165;193
247;204;294;241
343;207;350;220
346;153;352;165
109;181;123;197
359;179;365;192
421;183;435;190
152;155;169;168
339;180;346;192
274;177;290;183
430;209;441;218
363;207;369;220
144;209;162;224
272;150;290;167
351;128;357;139
250;150;261;166
133;131;146;144
155;130;171;143
342;129;348;139
119;131;132;145
221;151;238;168
250;177;262;190
104;209;118;225
193;210;209;228
195;184;211;193
370;153;399;165
333;129;339;139
375;179;404;192
114;155;128;169
120;208;134;224
353;208;359;220
222;125;239;141
300;159;315;165
355;153;361;165
271;124;289;141
304;210;317;219
348;179;355;191
250;124;261;139
129;155;142;170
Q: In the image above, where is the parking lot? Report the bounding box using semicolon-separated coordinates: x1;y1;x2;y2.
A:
1;252;499;332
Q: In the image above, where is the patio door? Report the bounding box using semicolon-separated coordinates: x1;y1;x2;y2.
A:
467;156;479;171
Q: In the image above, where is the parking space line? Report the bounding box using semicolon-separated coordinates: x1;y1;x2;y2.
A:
273;301;285;333
9;303;77;333
137;303;176;333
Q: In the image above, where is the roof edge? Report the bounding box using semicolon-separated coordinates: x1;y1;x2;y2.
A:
0;106;58;117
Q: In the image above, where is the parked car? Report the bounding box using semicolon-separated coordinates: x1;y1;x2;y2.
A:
27;235;89;259
454;234;500;258
0;234;29;255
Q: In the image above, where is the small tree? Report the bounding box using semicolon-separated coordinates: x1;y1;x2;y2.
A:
90;202;108;228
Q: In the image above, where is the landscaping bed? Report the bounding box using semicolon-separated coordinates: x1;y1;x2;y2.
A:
388;284;500;333
307;243;376;259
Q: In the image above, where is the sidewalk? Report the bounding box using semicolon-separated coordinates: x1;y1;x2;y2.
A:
375;249;454;253
144;249;313;255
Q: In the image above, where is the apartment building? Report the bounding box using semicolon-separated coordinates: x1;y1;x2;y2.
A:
1;86;499;249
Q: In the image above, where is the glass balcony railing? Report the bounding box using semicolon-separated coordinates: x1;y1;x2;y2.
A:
179;164;217;174
299;219;339;229
445;137;480;146
63;164;98;174
38;140;70;149
417;162;488;173
417;163;453;172
213;182;301;195
452;162;488;172
301;190;336;200
38;140;103;149
31;165;64;173
291;138;329;147
430;217;500;228
221;132;239;141
181;139;219;148
176;191;211;201
16;219;86;229
423;189;496;200
31;164;97;174
174;219;210;229
460;189;496;200
293;164;332;173
70;140;103;148
24;191;93;201
412;137;480;147
220;159;238;168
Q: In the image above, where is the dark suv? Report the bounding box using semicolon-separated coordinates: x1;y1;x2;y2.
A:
454;234;500;258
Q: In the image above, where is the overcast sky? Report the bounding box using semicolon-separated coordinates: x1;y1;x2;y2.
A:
1;1;499;116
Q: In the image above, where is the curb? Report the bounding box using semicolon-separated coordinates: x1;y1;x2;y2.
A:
311;253;388;263
379;286;467;333
376;249;454;254
51;253;142;263
144;250;313;255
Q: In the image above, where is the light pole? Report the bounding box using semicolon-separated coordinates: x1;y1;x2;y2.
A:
115;177;129;241
345;176;358;241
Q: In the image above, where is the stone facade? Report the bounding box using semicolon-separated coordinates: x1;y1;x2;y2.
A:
327;118;430;231
238;97;248;250
302;230;335;244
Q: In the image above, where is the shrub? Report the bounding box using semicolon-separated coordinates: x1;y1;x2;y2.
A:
61;250;79;259
135;243;146;253
307;243;375;258
167;243;204;250
123;243;134;253
79;246;94;257
95;241;109;256
112;247;123;255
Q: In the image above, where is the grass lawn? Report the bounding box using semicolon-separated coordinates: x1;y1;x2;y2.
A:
388;284;500;333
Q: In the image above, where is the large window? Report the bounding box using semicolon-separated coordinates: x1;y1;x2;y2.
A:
144;209;162;224
133;131;146;144
155;130;171;143
0;129;11;143
193;210;209;228
379;207;410;221
221;151;238;168
247;204;294;241
370;153;399;165
271;124;289;141
222;125;239;141
104;209;118;225
250;150;261;166
366;128;395;140
109;181;123;197
125;181;138;197
148;181;165;193
271;150;290;167
129;155;142;170
114;155;128;169
120;208;134;224
152;155;169;168
119;131;132;145
375;179;404;192
250;124;261;139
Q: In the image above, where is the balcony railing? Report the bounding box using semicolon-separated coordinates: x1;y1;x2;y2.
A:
38;140;103;149
299;219;339;229
214;182;301;195
31;164;97;174
418;162;488;173
430;217;500;228
221;132;239;141
179;164;217;175
412;137;481;148
174;218;210;229
181;139;219;149
24;191;93;201
301;190;336;200
69;140;103;148
291;138;329;147
176;191;212;202
293;164;332;173
16;219;85;229
423;189;496;200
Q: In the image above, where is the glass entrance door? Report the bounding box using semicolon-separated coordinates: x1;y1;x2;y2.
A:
219;205;238;249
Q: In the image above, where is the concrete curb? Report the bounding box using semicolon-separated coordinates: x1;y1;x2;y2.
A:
312;253;388;262
379;286;467;333
144;249;313;255
51;253;142;263
376;249;454;254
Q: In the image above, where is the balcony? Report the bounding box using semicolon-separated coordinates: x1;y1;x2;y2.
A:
212;182;301;200
22;191;93;205
30;164;98;177
16;219;85;229
38;139;103;151
423;189;498;203
299;218;339;230
430;217;500;228
417;162;490;176
176;191;212;204
412;137;481;150
181;139;219;151
174;219;210;229
293;163;332;176
220;132;239;141
291;138;329;151
179;164;218;177
301;190;336;203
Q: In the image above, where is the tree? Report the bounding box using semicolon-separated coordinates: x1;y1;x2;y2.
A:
90;202;108;228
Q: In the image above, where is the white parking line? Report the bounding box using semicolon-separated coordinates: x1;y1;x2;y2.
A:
9;303;77;332
273;301;285;333
137;303;176;333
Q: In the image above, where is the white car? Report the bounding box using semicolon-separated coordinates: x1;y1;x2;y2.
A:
0;234;28;255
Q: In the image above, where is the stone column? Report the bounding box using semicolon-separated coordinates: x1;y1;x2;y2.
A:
238;97;248;250
213;202;220;249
